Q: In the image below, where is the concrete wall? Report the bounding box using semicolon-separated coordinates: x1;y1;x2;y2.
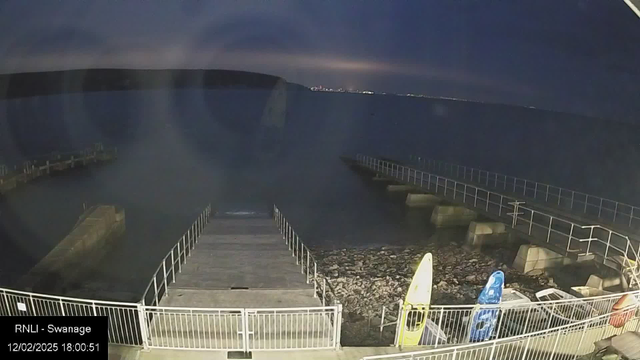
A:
19;205;125;292
430;205;477;227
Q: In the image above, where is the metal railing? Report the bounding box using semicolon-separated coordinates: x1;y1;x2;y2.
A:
0;287;143;346
1;143;117;186
141;205;212;306
357;155;640;289
142;304;342;351
363;302;640;360
273;205;340;308
246;306;341;351
380;290;640;348
142;306;246;350
409;155;640;231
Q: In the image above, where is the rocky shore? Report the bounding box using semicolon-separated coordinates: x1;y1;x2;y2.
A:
312;243;557;322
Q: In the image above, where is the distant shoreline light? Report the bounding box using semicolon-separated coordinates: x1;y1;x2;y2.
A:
309;86;470;101
307;85;538;110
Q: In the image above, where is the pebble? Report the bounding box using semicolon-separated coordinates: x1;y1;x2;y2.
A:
312;244;556;319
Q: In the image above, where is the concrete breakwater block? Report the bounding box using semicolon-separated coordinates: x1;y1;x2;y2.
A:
512;244;575;274
386;184;414;192
465;221;509;247
405;193;441;207
430;205;477;227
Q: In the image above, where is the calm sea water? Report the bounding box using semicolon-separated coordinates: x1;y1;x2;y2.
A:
1;89;639;301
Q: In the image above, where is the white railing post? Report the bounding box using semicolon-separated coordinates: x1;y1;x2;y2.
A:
171;250;176;283
313;263;317;298
306;251;310;283
584;195;589;213
547;217;553;242
598;198;603;218
153;277;158;306
630;208;635;227
183;235;188;261
586;227;595;255
567;224;575;251
322;279;326;307
603;231;611;259
546;184;549;201
300;245;304;274
2;290;11;315
334;303;343;350
488;342;497;360
474;188;478;207
29;294;36;315
558;188;562;206
574;322;589;359
613;202;618;223
59;299;65;316
521;336;531;360
434;308;445;348
549;328;563;360
393;300;404;347
177;242;182;273
162;261;168;296
486;191;490;211
137;302;150;350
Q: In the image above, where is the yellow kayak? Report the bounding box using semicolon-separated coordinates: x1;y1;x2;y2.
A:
398;252;433;346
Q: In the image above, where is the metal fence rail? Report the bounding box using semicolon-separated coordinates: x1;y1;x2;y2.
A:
409;155;640;231
142;305;341;351
363;302;640;360
356;155;640;289
246;306;341;351
143;306;246;350
1;143;117;186
142;204;212;306
0;287;143;346
273;205;340;307
380;290;640;348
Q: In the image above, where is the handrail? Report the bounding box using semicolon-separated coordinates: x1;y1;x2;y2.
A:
362;301;640;360
0;286;139;307
357;155;640;290
273;205;340;307
141;204;212;306
409;155;640;231
379;289;640;347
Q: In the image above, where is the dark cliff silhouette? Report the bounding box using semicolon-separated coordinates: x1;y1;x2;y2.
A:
0;69;309;99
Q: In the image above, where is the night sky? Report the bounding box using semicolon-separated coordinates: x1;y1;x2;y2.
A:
1;0;639;121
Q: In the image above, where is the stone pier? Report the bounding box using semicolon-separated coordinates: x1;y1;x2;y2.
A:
19;205;125;292
430;205;477;227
